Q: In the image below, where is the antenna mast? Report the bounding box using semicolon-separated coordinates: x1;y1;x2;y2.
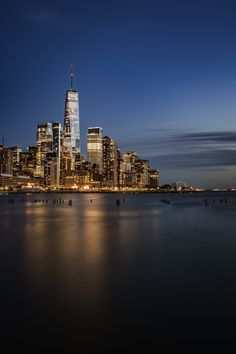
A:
70;64;74;89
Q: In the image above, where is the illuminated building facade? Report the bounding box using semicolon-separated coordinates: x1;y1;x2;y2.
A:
0;145;3;173
0;174;30;188
52;122;63;186
134;159;149;188
148;169;160;189
8;146;22;175
35;123;53;177
102;136;118;187
87;127;103;176
19;146;37;177
122;151;139;187
0;146;13;175
63;69;80;170
44;152;58;187
117;148;123;187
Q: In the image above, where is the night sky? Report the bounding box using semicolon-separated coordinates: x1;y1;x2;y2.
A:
1;0;236;188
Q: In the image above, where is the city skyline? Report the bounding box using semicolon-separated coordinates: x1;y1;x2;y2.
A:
0;76;159;190
1;0;236;187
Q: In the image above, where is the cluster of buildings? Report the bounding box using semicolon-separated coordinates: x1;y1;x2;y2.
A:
0;72;159;191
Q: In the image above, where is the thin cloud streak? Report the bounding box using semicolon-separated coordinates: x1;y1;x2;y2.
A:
150;149;236;168
120;129;236;171
173;131;236;143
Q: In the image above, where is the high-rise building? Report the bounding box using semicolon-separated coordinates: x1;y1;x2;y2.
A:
135;159;149;188
0;146;13;175
8;146;22;172
122;151;139;187
117;148;123;188
44;152;59;187
35;123;53;177
0;145;4;174
8;146;22;168
148;169;160;189
63;67;80;170
19;146;37;177
52;122;63;186
102;136;118;187
87;127;103;175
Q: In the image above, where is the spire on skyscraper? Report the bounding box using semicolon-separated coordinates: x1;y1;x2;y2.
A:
70;64;74;90
64;66;80;164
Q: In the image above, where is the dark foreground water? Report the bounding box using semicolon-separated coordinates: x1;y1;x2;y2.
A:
1;192;236;352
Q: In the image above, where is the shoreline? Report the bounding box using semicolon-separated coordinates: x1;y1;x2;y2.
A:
0;189;235;195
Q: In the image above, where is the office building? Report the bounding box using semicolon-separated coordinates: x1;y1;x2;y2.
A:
52;122;63;186
35;123;53;177
0;146;13;175
63;68;80;169
102;136;118;187
44;152;59;187
122;151;139;187
135;159;149;188
87;127;103;176
148;169;160;189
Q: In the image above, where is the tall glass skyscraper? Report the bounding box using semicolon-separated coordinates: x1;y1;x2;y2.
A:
35;123;53;177
52;122;63;186
87;127;103;173
64;68;80;169
102;136;118;187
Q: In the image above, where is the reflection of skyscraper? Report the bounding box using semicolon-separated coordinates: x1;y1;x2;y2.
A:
64;67;80;170
87;127;103;173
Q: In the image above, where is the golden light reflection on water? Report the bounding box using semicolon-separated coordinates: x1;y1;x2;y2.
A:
22;198;115;309
21;195;162;294
2;194;162;320
23;196;162;268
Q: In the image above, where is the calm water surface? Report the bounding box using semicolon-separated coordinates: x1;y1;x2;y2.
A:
1;192;236;352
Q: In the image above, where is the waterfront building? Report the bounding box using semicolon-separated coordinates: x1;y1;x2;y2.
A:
87;127;103;178
148;169;160;189
63;68;80;170
102;136;118;187
122;151;139;187
35;123;53;177
0;146;13;175
0;145;4;174
19;146;37;177
44;152;59;187
8;146;22;175
121;152;151;188
52;122;63;186
64;166;90;189
135;159;149;188
0;174;30;188
116;148;123;188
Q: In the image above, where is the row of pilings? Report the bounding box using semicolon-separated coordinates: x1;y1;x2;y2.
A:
7;196;230;207
8;198;73;206
7;197;128;207
203;198;227;206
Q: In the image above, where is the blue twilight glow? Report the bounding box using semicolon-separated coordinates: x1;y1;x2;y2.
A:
1;0;236;187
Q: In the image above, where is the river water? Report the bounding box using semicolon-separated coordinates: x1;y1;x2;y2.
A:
1;192;236;352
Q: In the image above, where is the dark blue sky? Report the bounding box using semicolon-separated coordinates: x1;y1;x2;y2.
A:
1;0;236;187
